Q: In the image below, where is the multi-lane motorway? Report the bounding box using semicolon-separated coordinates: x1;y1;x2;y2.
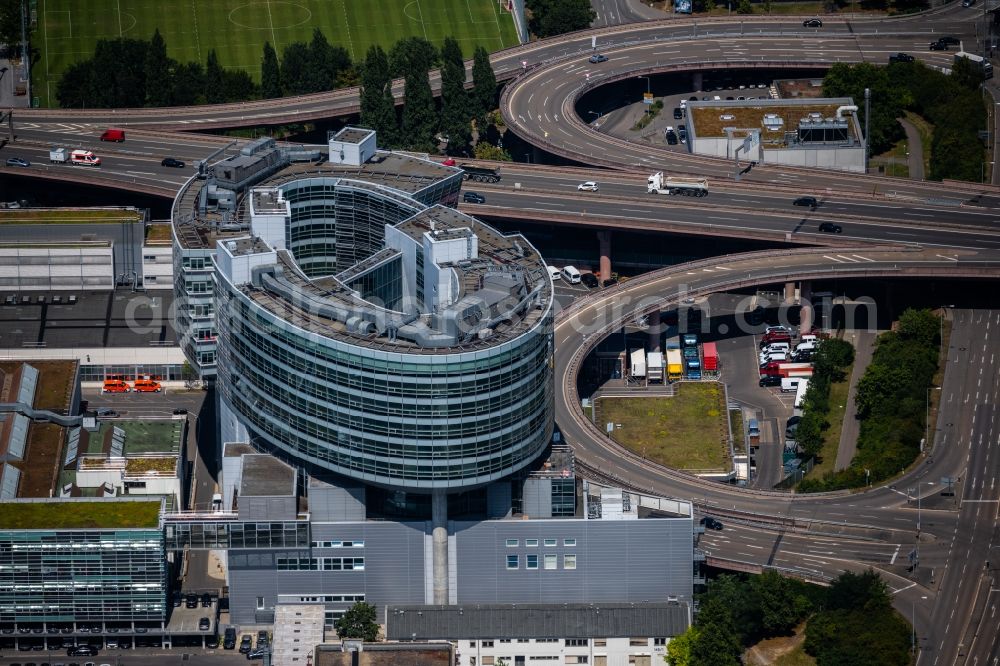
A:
2;2;999;662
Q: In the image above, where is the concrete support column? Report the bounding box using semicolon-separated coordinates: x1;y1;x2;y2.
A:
598;231;612;282
648;309;662;352
799;281;813;334
432;489;449;605
692;72;703;92
783;281;796;305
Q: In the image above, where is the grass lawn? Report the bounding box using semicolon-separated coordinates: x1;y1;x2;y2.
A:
802;362;853;480
731;409;746;455
597;383;731;472
0;499;161;529
35;0;518;107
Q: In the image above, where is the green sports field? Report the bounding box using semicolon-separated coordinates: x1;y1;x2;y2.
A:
36;0;519;107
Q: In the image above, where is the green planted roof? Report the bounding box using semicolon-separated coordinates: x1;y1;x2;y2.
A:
0;500;161;529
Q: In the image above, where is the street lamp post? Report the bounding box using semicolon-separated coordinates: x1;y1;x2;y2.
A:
983;161;994;184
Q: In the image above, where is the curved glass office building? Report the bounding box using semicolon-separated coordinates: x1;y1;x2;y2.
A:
182;131;554;493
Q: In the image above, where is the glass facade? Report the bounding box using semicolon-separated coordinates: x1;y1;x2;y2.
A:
0;528;165;623
216;180;554;492
164;519;309;550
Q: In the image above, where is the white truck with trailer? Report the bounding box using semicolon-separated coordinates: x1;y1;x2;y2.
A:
647;172;708;197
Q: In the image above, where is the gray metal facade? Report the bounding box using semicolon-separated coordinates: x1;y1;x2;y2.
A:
227;516;694;625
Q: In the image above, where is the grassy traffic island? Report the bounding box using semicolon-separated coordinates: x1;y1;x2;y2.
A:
596;383;731;473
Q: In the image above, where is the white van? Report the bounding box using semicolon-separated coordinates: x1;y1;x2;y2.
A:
547;266;561;281
781;377;801;393
800;334;818;344
795;341;816;353
759;352;787;365
763;342;790;354
561;266;581;284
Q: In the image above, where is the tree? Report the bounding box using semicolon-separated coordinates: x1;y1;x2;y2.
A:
281;41;312;95
144;29;172;107
897;308;940;346
665;626;697;666
736;0;753;12
826;569;891;611
391;38;438;150
360;45;399;147
526;0;595;37
334;601;379;641
205;50;225;104
750;571;812;636
0;0;22;57
308;28;353;91
473;142;512;161
690;597;741;666
223;69;257;102
171;61;205;106
439;36;472;154
260;41;282;99
822;62;909;155
56;60;97;108
472;46;498;126
89;38;148;108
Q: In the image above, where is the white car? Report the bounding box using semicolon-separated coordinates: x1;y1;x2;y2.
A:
547;266;562;281
578;181;599;192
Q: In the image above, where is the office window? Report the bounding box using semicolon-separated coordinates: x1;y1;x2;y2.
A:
526;554;538;570
481;640;494;647
256;596;265;609
564;554;577;570
525;539;538;547
505;538;519;547
543;554;557;570
566;639;588;646
506;555;519;570
653;638;667;645
564;538;577;546
543;538;557;547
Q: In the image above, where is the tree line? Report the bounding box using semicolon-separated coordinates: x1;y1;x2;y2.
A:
799;308;941;492
667;569;911;666
688;0;927;14
57;28;352;108
789;337;855;463
822;60;988;182
358;37;498;155
53;29;503;158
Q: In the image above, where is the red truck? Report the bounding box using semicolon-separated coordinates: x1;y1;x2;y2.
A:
702;342;718;371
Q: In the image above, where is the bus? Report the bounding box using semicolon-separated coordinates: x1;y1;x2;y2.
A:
955;51;994;79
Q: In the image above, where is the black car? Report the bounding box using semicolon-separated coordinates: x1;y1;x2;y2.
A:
588;53;608;63
580;273;599;289
759;374;782;387
239;636;253;654
665;129;678;145
929;40;949;51
803;18;822;27
201;592;212;607
172;407;188;415
119;639;132;649
171;591;181;607
207;635;221;649
462;191;485;204
257;630;270;646
793;196;818;208
673;107;683;119
5;157;30;167
677;125;688;143
818;222;843;233
937;36;960;45
161;158;186;168
700;516;724;530
67;646;96;657
889;52;915;64
185;594;198;609
224;627;238;650
786;416;802;437
248;647;267;660
198;617;210;631
602;277;618;288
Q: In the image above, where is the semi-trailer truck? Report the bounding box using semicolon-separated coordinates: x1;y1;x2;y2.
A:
647;172;709;197
459;163;501;183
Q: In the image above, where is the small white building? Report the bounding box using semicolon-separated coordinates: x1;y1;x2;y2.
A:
0;241;114;291
685;97;864;173
385;602;691;666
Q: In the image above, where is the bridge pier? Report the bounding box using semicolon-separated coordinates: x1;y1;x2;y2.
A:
648;309;662;352
598;230;612;282
799;281;813;334
784;281;796;305
432;489;449;604
692;72;703;93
